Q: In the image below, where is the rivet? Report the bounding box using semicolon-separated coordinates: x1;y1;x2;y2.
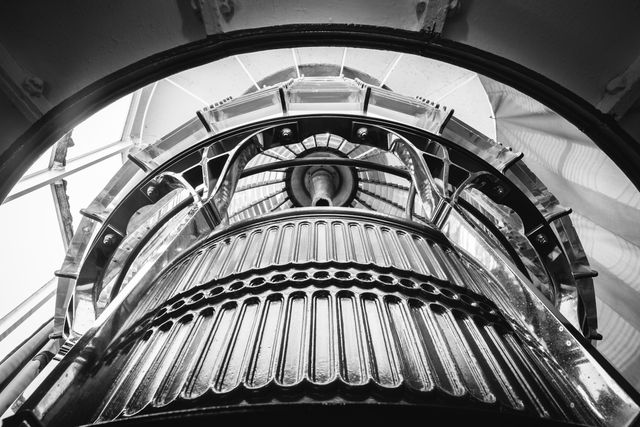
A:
103;234;117;247
356;127;369;140
534;233;548;245
146;186;158;199
280;127;293;140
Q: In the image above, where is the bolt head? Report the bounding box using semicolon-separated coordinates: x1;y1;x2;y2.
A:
103;234;117;247
494;185;506;197
146;186;158;199
534;233;548;245
280;127;293;140
22;76;45;97
356;127;369;140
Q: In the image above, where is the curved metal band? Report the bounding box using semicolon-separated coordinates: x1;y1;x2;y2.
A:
2;24;639;207
57;113;589;341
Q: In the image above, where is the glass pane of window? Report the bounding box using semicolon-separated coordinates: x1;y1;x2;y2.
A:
0;282;55;361
22;147;52;178
65;156;124;230
0;187;65;316
295;46;343;66
67;94;132;159
238;49;295;87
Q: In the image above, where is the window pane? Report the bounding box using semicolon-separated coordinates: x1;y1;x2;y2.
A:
0;187;65;316
65;156;124;230
23;147;52;178
67;94;132;159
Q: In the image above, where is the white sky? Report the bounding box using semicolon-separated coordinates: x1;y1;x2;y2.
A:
0;95;131;317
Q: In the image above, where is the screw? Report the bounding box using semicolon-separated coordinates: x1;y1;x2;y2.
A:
146;186;158;199
218;0;234;20
534;233;548;245
103;234;117;247
356;127;369;140
494;185;505;197
280;127;293;140
22;76;45;97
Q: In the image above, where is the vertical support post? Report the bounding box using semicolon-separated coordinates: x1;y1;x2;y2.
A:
48;132;75;249
50;182;74;250
120;89;142;163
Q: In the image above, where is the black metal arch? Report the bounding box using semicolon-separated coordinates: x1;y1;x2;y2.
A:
2;24;639;206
